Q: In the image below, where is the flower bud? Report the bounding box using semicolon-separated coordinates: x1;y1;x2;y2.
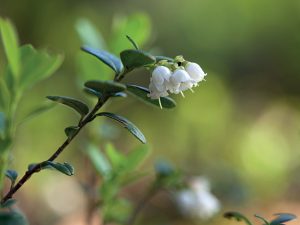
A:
185;62;206;83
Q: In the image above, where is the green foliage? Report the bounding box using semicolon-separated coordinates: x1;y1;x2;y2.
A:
0;18;20;78
126;84;176;109
84;80;126;95
81;46;123;74
5;170;18;185
47;96;89;118
120;49;155;70
224;212;297;225
41;161;75;176
96;112;146;144
0;211;28;225
270;214;297;225
64;126;79;139
85;143;150;224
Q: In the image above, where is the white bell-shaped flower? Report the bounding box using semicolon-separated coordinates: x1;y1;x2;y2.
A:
185;62;207;84
148;66;172;99
169;69;193;94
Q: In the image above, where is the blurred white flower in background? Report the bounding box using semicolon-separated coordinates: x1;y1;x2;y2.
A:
175;176;221;220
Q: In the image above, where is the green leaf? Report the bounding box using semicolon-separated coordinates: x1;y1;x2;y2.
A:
120;49;155;70
84;87;102;98
42;161;74;176
5;169;18;183
19;45;63;90
270;214;296;225
126;84;176;109
0;79;10;110
0;112;5;138
86;144;111;177
125;145;149;171
111;92;127;98
81;46;123;74
84;80;126;95
105;143;126;169
0;211;28;225
75;18;106;50
0;18;20;78
126;35;138;50
96;112;146;144
110;13;151;53
64;126;79;139
47;96;89;117
224;212;253;225
1;199;17;208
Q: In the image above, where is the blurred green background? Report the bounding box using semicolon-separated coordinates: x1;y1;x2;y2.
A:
1;0;300;225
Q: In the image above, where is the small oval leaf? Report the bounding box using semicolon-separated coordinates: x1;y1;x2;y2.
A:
84;87;103;98
42;161;74;176
96;112;146;144
64;126;79;139
120;49;155;70
81;46;123;74
5;169;18;183
84;80;126;95
126;84;176;109
47;96;89;117
270;214;297;225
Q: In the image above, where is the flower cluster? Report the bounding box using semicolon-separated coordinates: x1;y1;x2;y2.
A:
148;57;207;102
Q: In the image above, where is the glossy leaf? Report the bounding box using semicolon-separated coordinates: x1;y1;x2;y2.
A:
0;211;28;225
5;169;18;183
1;199;17;208
81;46;123;74
96;112;146;144
0;18;20;78
84;80;126;95
120;49;155;70
126;35;138;50
64;126;79;139
19;45;63;89
224;212;252;225
126;84;176;109
270;214;297;225
47;96;89;117
42;161;74;176
86;144;111;177
111;92;127;98
84;87;102;98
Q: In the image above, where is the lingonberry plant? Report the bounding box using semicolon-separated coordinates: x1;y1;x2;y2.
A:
0;16;205;224
0;16;297;225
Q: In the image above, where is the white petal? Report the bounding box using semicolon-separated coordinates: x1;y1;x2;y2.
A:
185;62;206;82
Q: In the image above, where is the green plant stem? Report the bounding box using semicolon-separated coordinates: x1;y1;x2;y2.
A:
0;74;125;204
125;187;158;225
